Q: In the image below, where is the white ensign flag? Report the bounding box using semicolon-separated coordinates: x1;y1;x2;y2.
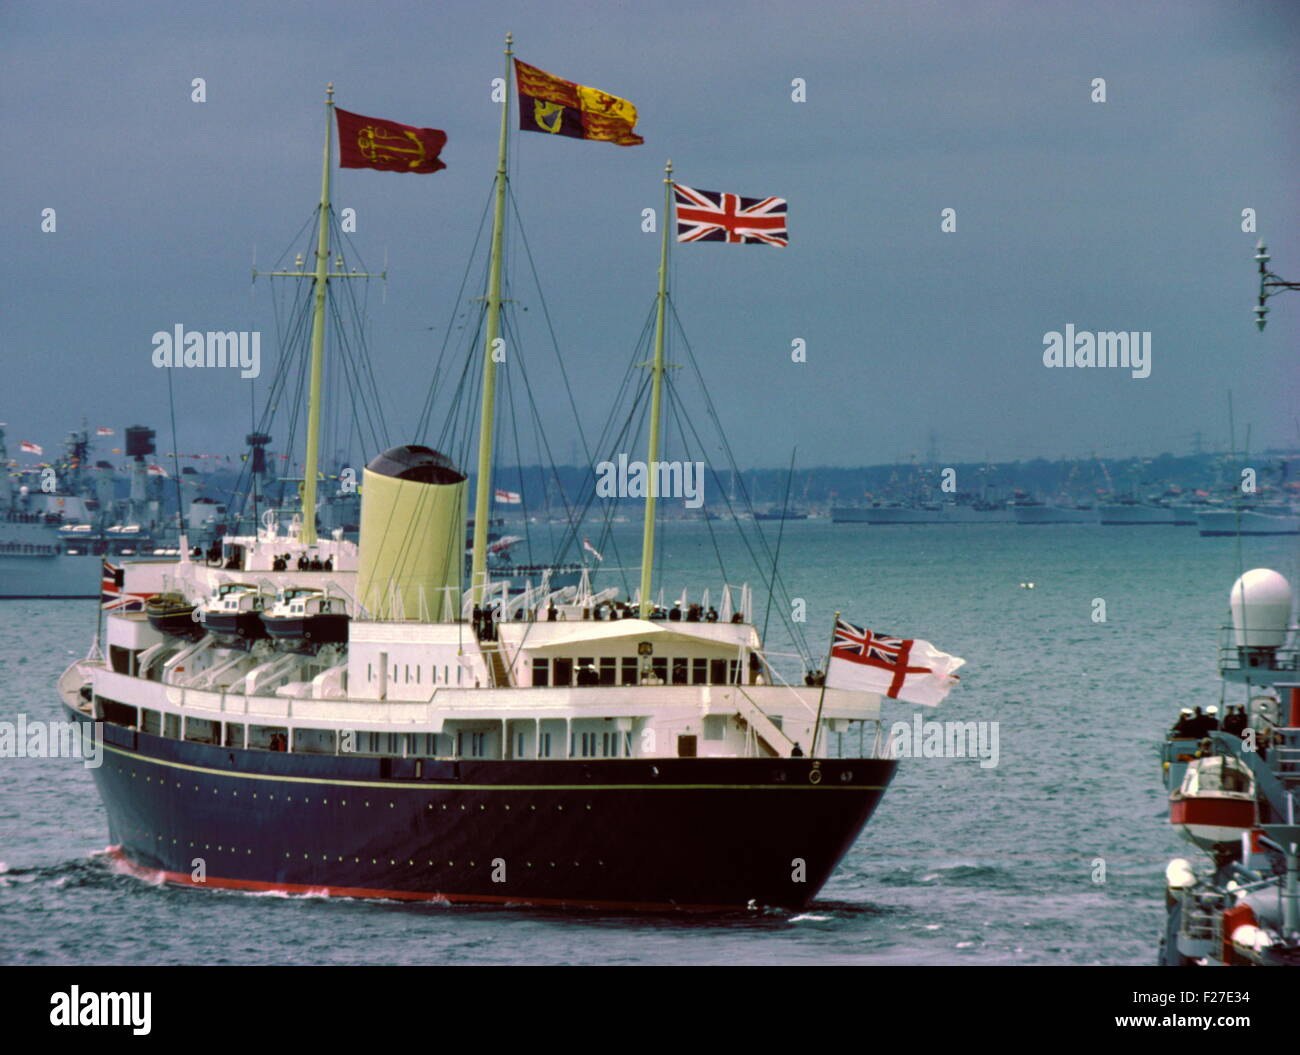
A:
825;617;965;706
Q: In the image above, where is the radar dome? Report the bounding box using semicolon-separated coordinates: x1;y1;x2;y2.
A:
1229;568;1293;649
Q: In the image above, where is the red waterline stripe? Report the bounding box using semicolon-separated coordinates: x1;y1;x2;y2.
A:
104;847;747;913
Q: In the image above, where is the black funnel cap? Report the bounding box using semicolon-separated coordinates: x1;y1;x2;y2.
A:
367;445;465;485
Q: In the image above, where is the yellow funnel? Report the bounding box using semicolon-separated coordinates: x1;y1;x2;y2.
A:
356;445;466;621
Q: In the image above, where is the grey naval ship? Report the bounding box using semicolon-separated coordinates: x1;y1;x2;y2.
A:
0;424;202;599
1159;568;1300;965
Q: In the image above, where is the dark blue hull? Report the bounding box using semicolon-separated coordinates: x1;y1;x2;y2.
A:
69;707;895;910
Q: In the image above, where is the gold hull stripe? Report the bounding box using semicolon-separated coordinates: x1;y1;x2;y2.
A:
100;743;884;792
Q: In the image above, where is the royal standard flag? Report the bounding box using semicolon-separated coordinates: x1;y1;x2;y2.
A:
514;59;643;146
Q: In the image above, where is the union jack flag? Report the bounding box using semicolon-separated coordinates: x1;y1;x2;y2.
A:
833;618;909;668
100;560;151;612
674;183;788;247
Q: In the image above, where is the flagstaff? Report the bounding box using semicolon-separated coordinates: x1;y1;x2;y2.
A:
638;159;673;617
470;32;514;606
809;610;839;756
299;82;335;547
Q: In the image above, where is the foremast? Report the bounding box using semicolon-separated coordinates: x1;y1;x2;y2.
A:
254;83;381;548
469;32;515;606
639;160;673;617
300;83;335;547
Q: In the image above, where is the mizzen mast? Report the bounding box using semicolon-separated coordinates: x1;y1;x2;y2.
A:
639;159;673;617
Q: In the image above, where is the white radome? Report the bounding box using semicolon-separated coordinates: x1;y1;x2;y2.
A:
1229;568;1293;649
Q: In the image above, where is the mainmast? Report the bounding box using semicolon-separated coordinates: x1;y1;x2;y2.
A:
300;83;335;547
470;32;514;605
639;160;673;617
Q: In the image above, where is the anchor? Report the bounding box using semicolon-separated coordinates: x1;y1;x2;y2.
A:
356;124;427;168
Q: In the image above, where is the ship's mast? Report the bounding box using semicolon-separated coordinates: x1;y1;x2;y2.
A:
300;83;336;547
254;85;383;545
470;32;514;606
639;160;673;617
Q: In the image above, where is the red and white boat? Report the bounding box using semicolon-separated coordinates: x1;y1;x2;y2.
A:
1169;755;1257;852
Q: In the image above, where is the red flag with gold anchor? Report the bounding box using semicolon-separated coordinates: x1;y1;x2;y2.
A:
336;108;447;173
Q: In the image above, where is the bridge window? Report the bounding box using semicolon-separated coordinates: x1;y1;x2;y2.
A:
692;659;708;684
621;657;638;685
710;659;727;685
532;658;550;686
599;657;616;685
672;657;688;685
552;658;573;686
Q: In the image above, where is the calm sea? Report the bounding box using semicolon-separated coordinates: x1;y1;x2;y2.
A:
1;521;1296;965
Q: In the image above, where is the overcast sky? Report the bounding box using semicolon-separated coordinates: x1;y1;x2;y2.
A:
3;0;1297;470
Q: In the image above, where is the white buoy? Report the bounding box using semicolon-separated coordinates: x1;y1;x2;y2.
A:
1229;568;1293;649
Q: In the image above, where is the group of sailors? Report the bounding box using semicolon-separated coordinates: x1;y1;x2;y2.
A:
1170;704;1250;739
612;600;726;623
269;552;334;572
470;595;746;641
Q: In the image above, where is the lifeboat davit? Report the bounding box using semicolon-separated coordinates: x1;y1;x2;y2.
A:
1169;755;1256;852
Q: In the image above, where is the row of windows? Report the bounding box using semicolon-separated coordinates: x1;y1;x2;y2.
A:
572;731;633;758
100;696;636;760
0;542;59;554
532;656;741;687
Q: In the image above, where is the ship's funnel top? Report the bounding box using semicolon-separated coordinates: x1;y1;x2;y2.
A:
367;445;465;486
1229;568;1293;649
